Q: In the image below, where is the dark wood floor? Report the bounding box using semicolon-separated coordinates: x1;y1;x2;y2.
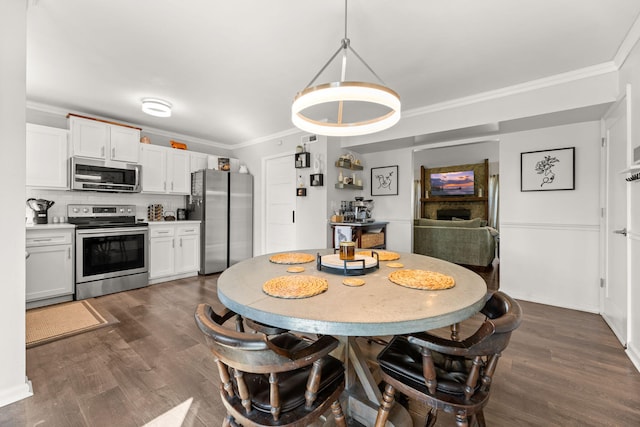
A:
2;263;640;426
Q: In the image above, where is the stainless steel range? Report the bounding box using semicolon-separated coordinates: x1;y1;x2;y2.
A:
68;204;148;300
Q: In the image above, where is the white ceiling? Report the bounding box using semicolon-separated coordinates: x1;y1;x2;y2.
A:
26;0;640;148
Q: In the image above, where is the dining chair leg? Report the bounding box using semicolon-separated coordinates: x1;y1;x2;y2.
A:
454;411;469;427
424;406;438;427
331;400;347;427
222;414;232;427
374;383;396;427
476;409;486;427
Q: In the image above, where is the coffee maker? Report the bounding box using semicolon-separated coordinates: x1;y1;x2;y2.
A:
353;197;374;223
26;198;55;224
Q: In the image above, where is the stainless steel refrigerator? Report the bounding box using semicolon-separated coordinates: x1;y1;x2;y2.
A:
187;170;253;274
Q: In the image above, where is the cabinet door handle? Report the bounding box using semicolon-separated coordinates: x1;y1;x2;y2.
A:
184;229;194;233
112;147;116;158
33;238;52;242
25;251;30;259
68;247;71;259
164;181;166;191
171;182;174;191
172;239;175;248
292;210;295;223
101;146;105;157
157;231;170;234
180;238;183;247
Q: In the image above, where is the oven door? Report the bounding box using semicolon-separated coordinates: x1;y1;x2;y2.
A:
76;227;148;283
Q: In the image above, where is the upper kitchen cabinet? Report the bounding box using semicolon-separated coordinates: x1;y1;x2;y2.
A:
140;144;190;194
69;114;141;163
26;123;69;189
190;151;209;173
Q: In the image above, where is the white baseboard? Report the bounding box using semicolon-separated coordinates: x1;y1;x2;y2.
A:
0;378;33;408
626;342;640;373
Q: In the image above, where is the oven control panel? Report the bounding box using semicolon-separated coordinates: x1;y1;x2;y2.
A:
68;204;137;218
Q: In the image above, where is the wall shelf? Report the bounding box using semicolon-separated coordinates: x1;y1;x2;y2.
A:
335;183;363;190
310;173;324;186
335;160;363;171
295;152;310;168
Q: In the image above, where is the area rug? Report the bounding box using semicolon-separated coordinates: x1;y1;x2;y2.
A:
26;300;117;348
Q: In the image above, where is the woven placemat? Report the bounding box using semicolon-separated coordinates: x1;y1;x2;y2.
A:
269;252;315;264
388;269;455;290
356;250;400;261
263;275;328;299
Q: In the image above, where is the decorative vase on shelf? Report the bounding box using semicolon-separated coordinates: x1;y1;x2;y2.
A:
338;170;344;183
314;153;321;173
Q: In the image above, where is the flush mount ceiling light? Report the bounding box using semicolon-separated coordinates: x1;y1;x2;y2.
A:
141;98;172;118
292;0;400;137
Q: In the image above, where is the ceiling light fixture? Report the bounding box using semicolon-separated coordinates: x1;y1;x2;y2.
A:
292;0;400;137
141;98;172;118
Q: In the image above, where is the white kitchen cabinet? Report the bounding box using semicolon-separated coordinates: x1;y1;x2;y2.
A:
26;227;74;308
175;224;200;274
148;222;200;284
69;115;140;163
26;124;69;189
139;144;190;194
190;151;208;172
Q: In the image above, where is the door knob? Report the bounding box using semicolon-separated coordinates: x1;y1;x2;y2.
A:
613;228;628;236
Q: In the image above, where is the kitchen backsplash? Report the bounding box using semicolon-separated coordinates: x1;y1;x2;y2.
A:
25;188;187;223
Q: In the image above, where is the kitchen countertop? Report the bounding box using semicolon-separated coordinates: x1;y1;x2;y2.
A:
147;220;201;225
26;223;75;230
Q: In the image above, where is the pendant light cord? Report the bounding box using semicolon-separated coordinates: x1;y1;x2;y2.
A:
302;0;387;89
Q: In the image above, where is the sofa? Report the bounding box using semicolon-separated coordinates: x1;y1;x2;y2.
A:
413;218;498;267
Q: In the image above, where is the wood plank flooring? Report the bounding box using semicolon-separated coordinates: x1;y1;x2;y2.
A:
2;264;639;426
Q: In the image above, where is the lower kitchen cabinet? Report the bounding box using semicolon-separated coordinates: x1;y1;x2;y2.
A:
26;226;75;309
149;221;200;284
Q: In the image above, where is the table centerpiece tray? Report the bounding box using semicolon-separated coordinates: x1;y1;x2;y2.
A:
316;252;379;276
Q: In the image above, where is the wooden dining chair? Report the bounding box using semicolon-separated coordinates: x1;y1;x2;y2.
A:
374;291;522;427
195;304;348;427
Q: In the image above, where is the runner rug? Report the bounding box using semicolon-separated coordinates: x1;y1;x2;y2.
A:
26;300;116;348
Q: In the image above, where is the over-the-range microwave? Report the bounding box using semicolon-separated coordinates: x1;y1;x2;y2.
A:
70;157;141;193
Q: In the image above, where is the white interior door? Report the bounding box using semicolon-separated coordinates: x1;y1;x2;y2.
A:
602;94;629;346
265;154;296;253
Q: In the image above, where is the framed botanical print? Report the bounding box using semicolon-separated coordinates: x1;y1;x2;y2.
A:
521;147;575;191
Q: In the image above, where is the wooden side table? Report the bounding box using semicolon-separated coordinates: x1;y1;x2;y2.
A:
330;221;388;249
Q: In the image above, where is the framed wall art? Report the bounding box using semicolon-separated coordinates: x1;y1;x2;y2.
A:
521;147;575;192
371;165;398;196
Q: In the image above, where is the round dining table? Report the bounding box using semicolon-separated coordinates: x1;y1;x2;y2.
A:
217;249;488;426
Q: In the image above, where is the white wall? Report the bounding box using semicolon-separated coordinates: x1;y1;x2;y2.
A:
499;121;601;312
414;140;499;177
232;134;330;254
0;0;32;408
617;37;640;371
360;148;414;252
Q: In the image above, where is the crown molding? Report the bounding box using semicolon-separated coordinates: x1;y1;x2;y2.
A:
234;126;303;149
26;101;230;150
402;61;618;119
614;11;640;68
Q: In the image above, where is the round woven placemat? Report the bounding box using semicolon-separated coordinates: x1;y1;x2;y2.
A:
269;252;315;264
356;250;400;261
388;269;455;290
263;275;329;299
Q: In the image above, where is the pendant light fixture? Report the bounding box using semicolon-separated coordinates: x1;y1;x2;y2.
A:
292;0;400;137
